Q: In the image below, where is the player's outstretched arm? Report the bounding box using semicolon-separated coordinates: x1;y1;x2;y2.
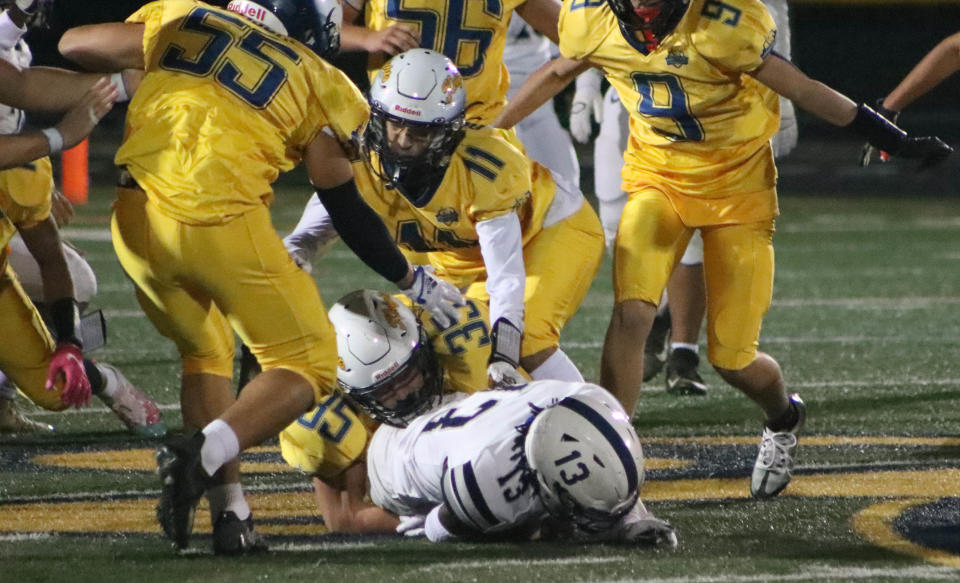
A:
0;76;116;170
312;466;400;534
752;53;952;167
304;132;464;325
515;0;561;45
19;215;91;408
493;56;591;130
59;23;146;72
883;30;960;113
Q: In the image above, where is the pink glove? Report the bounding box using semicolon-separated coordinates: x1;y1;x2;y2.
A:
45;343;91;408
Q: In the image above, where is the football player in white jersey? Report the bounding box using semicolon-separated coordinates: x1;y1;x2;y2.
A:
503;15;581;187
365;381;676;544
328;304;676;544
565;0;797;396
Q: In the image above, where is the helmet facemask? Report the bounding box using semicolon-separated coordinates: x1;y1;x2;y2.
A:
362;108;464;206
605;0;688;45
340;327;443;427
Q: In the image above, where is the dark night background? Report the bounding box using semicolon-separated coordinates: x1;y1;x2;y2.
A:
20;0;960;195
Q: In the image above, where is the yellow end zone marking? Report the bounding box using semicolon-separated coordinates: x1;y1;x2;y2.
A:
645;468;960;501
643;436;960;447
852;499;960;569
0;491;325;536
31;448;296;474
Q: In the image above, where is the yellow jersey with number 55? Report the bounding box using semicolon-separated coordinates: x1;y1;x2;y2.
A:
117;0;369;225
364;0;526;124
279;296;492;479
559;0;780;225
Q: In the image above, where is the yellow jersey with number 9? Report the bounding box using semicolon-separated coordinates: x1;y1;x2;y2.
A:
559;0;780;225
279;295;492;479
364;0;526;124
117;0;369;225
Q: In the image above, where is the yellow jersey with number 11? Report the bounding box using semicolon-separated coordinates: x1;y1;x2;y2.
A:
559;0;781;226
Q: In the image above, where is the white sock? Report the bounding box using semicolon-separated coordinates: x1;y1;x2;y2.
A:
201;419;240;477
529;349;584;382
671;342;699;354
94;364;120;399
206;483;251;522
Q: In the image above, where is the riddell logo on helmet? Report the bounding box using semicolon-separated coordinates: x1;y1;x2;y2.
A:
394;105;421;117
229;2;268;21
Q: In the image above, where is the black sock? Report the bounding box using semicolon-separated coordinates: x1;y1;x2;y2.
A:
84;360;105;394
766;401;799;432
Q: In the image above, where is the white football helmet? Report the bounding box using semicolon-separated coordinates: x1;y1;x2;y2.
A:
524;390;644;532
329;289;442;427
227;0;342;60
364;49;467;205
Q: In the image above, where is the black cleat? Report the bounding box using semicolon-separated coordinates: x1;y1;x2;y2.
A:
213;511;269;556
643;307;671;382
664;347;708;395
155;431;210;550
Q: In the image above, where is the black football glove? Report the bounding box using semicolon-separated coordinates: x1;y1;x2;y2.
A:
852;102;953;169
859;98;899;167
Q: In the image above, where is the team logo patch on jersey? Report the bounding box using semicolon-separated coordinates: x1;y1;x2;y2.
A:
666;49;689;68
436;207;459;224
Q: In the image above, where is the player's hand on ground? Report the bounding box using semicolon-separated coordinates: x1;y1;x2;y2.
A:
569;81;603;144
400;265;465;328
56;77;117;150
45;343;91;409
396;514;426;537
618;516;678;548
365;24;420;56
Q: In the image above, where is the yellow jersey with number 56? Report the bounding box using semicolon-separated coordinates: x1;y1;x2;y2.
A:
117;0;369;225
559;0;780;225
279;296;492;479
364;0;526;124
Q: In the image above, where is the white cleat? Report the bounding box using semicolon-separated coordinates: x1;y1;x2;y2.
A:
96;364;167;438
0;397;54;434
751;393;805;499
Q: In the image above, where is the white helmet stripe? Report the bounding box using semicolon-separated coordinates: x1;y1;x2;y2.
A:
558;397;640;493
442;460;499;531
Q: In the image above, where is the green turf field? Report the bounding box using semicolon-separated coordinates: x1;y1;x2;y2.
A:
2;187;960;582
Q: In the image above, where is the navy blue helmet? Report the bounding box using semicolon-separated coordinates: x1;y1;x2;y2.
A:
227;0;342;59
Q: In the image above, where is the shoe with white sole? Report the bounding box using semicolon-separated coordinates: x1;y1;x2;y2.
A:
751;393;806;498
96;364;167;438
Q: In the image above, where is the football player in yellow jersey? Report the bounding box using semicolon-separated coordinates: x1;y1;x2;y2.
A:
495;0;951;499
59;0;465;555
286;49;604;388
280;289;492;532
338;0;561;125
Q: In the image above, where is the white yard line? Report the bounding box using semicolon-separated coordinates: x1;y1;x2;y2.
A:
596;565;960;582
415;556;624;573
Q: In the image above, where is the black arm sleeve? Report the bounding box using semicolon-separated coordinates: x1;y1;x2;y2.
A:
848;103;908;155
315;180;409;284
